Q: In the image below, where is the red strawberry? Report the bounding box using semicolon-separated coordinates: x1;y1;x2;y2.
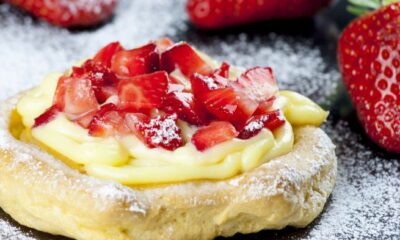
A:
74;60;119;103
128;114;184;151
117;71;169;112
33;105;60;128
232;67;278;104
111;43;159;78
186;0;331;29
238;110;285;139
191;67;278;128
6;0;117;28
88;103;130;137
154;37;175;53
160;42;213;77
202;87;258;128
338;2;400;153
192;121;238;151
162;91;209;125
214;62;230;78
53;75;99;120
190;72;228;99
93;42;123;68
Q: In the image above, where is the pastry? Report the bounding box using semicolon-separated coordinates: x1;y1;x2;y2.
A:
0;39;336;240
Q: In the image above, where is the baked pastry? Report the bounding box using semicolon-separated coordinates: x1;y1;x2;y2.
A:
0;38;336;240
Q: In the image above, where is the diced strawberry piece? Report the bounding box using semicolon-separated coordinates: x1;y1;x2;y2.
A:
238;110;285;139
33;105;60;128
130;114;184;151
117;71;169;112
75;60;119;103
93;42;123;67
190;73;228;100
214;62;230;78
53;75;99;120
203;87;258;128
111;43;159;78
162;91;209;125
88;103;130;137
192;121;238;151
231;67;278;104
154;37;175;53
254;96;277;114
76;111;97;128
160;42;213;77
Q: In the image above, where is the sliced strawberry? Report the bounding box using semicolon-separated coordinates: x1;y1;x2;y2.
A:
111;43;159;78
117;71;169;112
254;96;277;114
124;112;150;141
131;114;184;151
154;37;175;53
76;60;119;103
231;67;278;103
160;42;213;77
214;62;230;78
54;75;99;120
190;72;228;100
203;87;258;128
93;42;123;67
88;103;130;137
192;121;238;151
238;110;285;139
33;105;60;128
162;91;209;125
76;111;98;128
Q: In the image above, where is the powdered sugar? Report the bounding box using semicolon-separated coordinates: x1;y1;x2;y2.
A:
306;121;400;239
0;0;399;239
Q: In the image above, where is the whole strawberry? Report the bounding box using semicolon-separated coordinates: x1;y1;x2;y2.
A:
186;0;332;29
6;0;117;28
338;2;400;153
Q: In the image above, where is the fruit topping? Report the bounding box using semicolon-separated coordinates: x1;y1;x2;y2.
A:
162;91;209;126
128;114;184;151
117;71;169;112
53;75;99;121
238;110;285;139
33;105;60;128
93;42;123;67
43;40;283;151
192;121;238;151
202;87;258;129
88;103;130;137
111;43;159;78
232;67;278;104
160;42;213;77
154;37;175;53
74;60;119;103
214;62;230;78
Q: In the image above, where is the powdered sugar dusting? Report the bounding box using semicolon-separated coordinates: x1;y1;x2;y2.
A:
306;120;400;239
0;0;399;239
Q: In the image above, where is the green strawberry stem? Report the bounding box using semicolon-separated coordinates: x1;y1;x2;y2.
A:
348;0;399;15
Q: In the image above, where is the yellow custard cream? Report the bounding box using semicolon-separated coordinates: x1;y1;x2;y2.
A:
16;73;328;185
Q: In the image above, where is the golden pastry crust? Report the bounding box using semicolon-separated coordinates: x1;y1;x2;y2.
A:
0;93;337;240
